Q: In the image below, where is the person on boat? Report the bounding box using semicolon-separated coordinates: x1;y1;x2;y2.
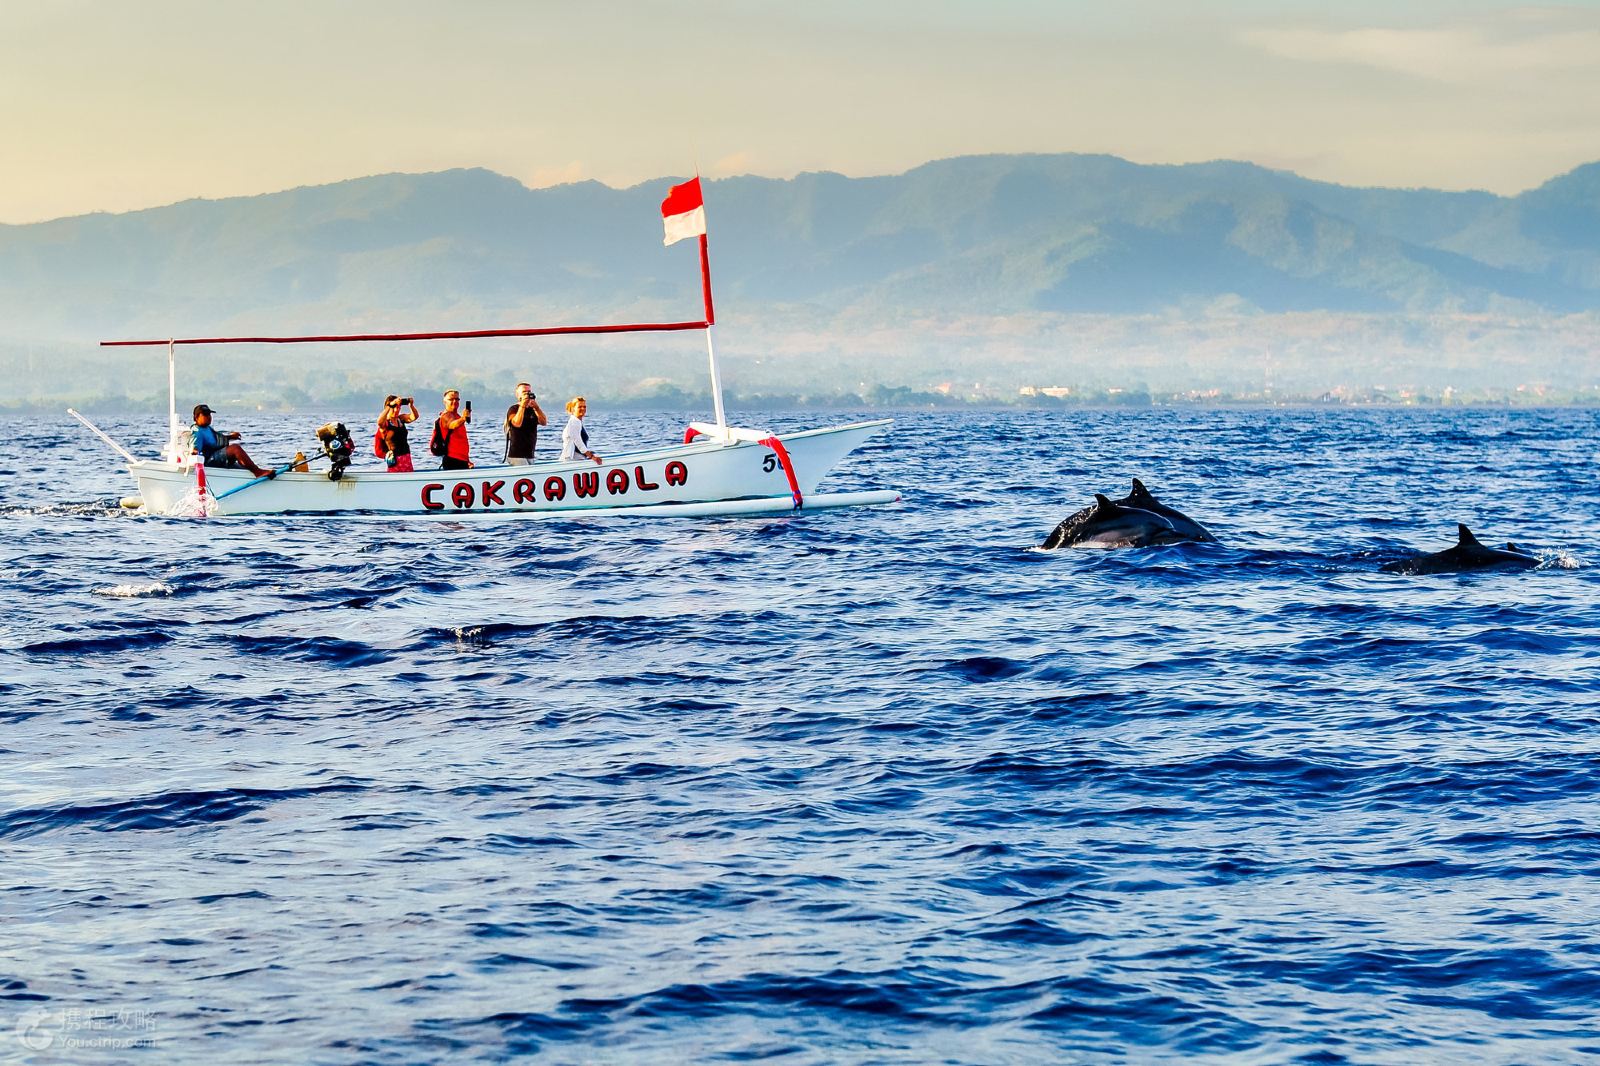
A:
560;396;603;465
378;394;419;473
432;389;473;470
189;404;274;478
503;382;547;465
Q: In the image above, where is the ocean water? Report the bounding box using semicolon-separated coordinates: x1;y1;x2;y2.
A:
2;406;1597;1064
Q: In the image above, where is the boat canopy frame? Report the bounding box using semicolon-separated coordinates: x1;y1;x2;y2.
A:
102;232;729;461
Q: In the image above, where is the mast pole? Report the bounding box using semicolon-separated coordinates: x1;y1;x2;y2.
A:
699;233;727;435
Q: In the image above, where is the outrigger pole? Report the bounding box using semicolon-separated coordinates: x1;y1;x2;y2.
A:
100;318;710;347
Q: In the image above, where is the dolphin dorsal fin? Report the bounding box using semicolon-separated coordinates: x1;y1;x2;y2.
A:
1131;478;1148;495
1093;493;1116;512
1457;524;1482;548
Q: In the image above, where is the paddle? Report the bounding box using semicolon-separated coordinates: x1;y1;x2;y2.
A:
210;453;316;502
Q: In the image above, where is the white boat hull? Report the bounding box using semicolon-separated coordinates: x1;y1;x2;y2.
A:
130;419;895;517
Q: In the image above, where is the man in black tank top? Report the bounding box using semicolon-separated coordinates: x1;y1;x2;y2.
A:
504;382;548;464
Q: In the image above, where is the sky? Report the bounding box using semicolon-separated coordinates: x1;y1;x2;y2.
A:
2;0;1598;224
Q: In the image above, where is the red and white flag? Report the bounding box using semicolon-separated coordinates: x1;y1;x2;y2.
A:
661;177;707;246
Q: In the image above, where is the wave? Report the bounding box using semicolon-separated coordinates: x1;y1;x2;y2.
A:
224;633;393;666
424;609;796;651
20;630;173;655
0;502;129;519
93;581;175;598
0;783;366;840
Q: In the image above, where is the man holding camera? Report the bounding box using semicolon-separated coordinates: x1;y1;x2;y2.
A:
378;394;419;472
503;382;548;465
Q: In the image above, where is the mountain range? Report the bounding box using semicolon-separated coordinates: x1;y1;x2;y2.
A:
2;154;1598;406
4;153;1600;339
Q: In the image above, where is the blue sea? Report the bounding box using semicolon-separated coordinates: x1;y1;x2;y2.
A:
2;406;1597;1063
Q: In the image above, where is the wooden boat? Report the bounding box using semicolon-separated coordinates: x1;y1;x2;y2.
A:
124;419;895;517
84;177;898;519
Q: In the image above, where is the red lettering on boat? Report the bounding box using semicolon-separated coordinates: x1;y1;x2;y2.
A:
543;476;566;501
573;471;600;498
421;483;445;510
664;460;688;486
481;479;506;507
634;466;660;490
606;469;629;495
451;482;474;508
513;478;536;504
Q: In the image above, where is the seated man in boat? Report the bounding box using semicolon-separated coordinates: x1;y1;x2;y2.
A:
190;404;274;478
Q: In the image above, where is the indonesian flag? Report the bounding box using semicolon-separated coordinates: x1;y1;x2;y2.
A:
661;177;707;246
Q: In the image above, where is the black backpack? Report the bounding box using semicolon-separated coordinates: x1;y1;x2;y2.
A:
429;418;449;457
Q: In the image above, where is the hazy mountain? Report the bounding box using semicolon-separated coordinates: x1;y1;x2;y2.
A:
3;153;1599;346
1434;162;1600;291
3;154;1598;409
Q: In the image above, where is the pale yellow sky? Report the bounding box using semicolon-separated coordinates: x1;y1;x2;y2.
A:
2;0;1598;224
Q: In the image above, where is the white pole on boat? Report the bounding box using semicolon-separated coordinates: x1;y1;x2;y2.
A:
166;338;180;461
698;233;728;437
705;326;727;435
66;408;139;464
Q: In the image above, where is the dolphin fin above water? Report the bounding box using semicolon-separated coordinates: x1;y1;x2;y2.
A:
1043;492;1184;549
1043;480;1220;551
1122;479;1218;543
1381;523;1540;575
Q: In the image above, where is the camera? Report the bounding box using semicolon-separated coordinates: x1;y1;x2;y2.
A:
465;400;473;416
399;396;412;406
315;421;356;481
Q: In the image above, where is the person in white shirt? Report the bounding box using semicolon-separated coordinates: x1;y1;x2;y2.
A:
560;396;603;464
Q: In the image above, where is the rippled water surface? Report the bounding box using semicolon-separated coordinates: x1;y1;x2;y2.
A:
2;407;1598;1063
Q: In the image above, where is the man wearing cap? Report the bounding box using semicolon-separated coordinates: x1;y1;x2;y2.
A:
190;404;274;479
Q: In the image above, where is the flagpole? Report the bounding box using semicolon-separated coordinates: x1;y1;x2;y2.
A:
699;232;727;434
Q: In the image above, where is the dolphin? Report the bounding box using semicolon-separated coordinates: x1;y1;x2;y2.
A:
1042;494;1185;550
1122;478;1218;543
1380;524;1540;575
